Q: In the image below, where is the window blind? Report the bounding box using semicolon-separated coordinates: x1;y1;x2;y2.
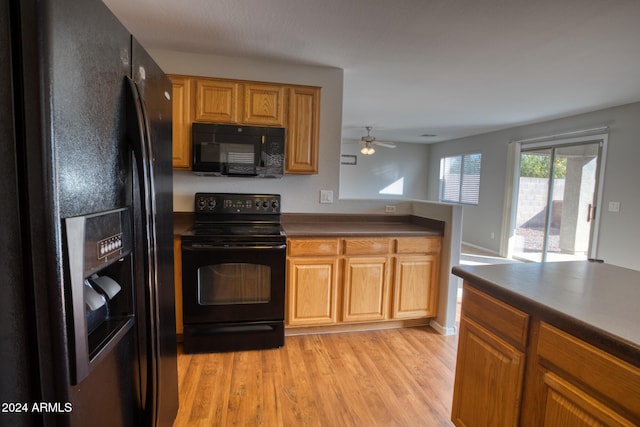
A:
440;153;481;205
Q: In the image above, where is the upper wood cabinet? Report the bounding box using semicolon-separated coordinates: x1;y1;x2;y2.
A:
168;75;320;174
243;83;285;126
195;80;284;126
194;79;240;123
286;86;320;174
170;76;192;170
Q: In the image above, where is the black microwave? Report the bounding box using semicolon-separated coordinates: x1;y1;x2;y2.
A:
191;123;285;177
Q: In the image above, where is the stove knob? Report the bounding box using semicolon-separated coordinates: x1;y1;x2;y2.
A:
197;199;206;210
262;201;269;208
207;199;216;209
271;200;279;209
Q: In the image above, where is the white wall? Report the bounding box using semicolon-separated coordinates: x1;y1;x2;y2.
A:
339;141;429;200
427;102;640;270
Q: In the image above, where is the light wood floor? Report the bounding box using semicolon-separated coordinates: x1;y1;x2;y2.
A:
173;326;458;426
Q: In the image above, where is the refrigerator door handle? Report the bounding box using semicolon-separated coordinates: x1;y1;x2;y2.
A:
125;76;160;422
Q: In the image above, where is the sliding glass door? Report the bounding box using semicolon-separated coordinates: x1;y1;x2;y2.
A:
514;141;602;262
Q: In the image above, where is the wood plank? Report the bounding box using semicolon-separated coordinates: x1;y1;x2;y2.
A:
173;326;457;426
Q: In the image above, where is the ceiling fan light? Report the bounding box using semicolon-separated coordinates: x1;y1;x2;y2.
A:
361;143;375;155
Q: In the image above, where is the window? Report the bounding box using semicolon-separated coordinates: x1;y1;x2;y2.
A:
440;153;482;205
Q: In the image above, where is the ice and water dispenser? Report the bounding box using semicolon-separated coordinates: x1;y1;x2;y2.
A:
64;207;135;384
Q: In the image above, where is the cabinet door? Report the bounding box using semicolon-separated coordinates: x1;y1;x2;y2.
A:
392;254;438;319
539;372;636;427
286;257;338;326
243;83;284;126
535;322;640;426
195;79;240;123
286;86;320;174
170;76;192;169
342;256;389;322
452;316;525;427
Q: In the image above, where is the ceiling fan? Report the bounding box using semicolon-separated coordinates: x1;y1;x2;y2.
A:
358;126;397;155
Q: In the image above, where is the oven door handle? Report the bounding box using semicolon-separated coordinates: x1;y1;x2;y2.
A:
182;243;287;250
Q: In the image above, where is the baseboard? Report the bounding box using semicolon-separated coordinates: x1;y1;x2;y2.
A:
462;241;501;256
285;318;431;336
429;319;458;336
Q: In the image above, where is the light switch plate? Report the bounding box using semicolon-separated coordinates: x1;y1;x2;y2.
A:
320;190;334;204
608;201;620;212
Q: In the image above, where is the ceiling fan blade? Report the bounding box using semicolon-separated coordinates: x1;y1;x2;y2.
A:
373;141;397;148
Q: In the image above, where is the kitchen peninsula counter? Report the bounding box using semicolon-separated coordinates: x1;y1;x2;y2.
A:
281;213;444;237
451;261;640;426
452;261;640;365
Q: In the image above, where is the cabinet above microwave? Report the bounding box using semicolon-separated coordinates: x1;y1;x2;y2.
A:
169;75;320;175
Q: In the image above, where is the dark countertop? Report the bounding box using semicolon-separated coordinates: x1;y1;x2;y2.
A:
452;261;640;367
281;214;444;238
174;212;445;238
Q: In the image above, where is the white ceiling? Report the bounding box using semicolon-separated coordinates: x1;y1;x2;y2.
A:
104;0;640;144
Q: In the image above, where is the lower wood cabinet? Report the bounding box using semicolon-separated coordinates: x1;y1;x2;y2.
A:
286;236;441;329
452;285;528;427
533;322;640;427
392;254;438;319
452;316;525;427
286;257;339;326
342;256;390;322
452;284;640;427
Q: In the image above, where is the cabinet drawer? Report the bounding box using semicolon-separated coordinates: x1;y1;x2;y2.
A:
343;238;391;255
537;322;640;420
287;238;340;257
395;237;441;254
461;284;529;349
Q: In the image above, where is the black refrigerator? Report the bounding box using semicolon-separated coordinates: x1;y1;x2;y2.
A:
1;0;178;426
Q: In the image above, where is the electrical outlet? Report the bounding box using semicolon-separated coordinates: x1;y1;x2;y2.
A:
608;201;620;212
385;205;396;213
320;190;333;204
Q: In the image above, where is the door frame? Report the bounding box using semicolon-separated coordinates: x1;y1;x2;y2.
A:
500;133;608;261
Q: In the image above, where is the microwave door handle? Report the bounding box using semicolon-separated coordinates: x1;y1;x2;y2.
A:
125;76;160;420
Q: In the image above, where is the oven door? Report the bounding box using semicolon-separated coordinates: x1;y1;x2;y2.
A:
181;242;286;324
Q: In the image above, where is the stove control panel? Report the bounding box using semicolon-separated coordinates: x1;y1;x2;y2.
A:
195;193;281;214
